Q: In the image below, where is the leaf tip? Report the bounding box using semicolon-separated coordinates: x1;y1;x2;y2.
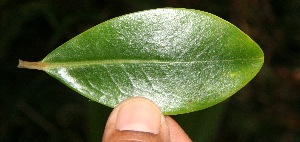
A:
18;59;46;70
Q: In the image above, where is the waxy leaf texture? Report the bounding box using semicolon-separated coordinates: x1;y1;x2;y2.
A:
19;8;264;115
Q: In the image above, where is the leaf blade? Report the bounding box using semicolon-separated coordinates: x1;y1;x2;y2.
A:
22;8;264;114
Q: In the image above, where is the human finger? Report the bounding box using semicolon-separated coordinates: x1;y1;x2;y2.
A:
102;97;169;142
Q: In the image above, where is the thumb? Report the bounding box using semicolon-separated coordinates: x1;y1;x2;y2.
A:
102;97;170;142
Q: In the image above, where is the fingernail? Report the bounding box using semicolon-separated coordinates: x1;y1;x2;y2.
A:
116;99;161;134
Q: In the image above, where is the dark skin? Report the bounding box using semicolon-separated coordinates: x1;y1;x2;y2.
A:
102;97;192;142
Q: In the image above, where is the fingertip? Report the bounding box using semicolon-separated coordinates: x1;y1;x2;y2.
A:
115;97;161;134
102;97;170;142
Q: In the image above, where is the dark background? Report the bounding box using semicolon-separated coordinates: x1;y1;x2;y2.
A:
1;0;299;141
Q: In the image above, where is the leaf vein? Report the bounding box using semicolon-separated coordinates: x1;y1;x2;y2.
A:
39;58;263;70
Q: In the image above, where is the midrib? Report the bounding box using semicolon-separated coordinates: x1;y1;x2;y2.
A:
18;58;263;70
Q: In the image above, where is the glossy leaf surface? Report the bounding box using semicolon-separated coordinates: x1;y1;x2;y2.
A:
19;8;264;115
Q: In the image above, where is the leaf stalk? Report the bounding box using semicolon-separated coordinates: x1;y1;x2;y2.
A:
18;60;46;70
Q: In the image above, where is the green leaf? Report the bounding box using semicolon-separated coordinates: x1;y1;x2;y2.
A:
18;8;264;115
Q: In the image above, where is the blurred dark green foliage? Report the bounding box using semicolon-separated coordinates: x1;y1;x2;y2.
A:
1;0;299;142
